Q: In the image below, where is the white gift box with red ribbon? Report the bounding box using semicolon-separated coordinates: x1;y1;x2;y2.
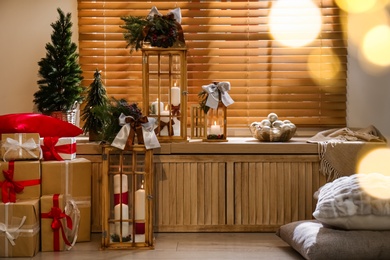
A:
40;137;76;161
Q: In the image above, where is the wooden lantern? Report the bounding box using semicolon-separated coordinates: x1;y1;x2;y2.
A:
142;47;188;142
101;145;154;249
190;105;206;139
200;81;234;142
203;103;228;142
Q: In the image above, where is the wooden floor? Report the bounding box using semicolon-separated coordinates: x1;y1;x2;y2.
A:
30;232;303;260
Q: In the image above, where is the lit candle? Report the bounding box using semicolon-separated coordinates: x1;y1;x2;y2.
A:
114;203;129;237
171;83;181;106
151;98;164;114
114;174;128;205
210;121;221;135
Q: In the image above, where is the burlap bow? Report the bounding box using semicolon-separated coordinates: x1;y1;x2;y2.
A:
0;216;26;246
2;137;39;161
201;82;234;109
171;104;181;119
155;119;175;136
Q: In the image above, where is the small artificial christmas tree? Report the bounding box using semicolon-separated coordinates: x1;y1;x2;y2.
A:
33;8;84;116
81;69;110;141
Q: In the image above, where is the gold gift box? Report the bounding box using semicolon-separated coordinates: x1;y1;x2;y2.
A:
41;158;92;242
1;133;41;161
0;199;40;257
0;161;41;202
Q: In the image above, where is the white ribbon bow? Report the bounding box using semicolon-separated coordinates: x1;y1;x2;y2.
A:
0;216;27;246
201;82;234;109
2;137;39;161
147;6;182;24
111;113;160;150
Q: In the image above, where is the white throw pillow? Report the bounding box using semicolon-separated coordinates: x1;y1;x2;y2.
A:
313;173;390;230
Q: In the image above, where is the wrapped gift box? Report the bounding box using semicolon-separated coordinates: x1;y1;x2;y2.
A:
41;158;91;241
0;199;40;257
40;137;76;161
1;133;41;161
41;194;73;251
0;161;41;203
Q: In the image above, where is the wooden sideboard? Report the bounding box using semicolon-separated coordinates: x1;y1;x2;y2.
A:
77;138;326;233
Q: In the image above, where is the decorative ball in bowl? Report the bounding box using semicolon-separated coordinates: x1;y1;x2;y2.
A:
249;113;297;142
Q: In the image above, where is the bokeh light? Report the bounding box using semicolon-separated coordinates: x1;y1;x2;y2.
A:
362;25;390;67
307;48;341;85
268;0;322;47
335;0;377;13
357;148;390;199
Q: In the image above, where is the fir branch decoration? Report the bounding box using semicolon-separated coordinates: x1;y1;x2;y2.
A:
120;13;179;53
102;98;144;143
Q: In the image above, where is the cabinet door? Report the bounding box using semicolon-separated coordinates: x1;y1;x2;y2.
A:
154;155;227;232
232;155;325;231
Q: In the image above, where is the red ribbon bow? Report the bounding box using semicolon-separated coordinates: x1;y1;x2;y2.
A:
0;161;41;203
0;162;24;203
41;194;73;251
41;137;76;161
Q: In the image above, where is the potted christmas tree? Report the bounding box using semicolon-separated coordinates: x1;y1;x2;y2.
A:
33;8;84;125
81;69;111;141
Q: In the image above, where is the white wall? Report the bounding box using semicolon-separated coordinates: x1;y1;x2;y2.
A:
0;0;389;141
0;0;77;113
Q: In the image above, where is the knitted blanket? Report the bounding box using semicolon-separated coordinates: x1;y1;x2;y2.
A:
307;125;386;180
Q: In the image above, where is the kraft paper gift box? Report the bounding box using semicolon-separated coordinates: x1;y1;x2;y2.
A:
0;161;41;203
41;158;92;242
1;133;41;161
40;137;77;161
40;194;73;251
0;199;40;257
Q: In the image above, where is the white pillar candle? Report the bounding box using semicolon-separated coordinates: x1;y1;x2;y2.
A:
173;117;181;136
171;85;181;106
135;188;145;220
151;99;164;114
114;174;128;193
114;203;129;237
114;174;128;205
210;122;221;135
159;110;170;136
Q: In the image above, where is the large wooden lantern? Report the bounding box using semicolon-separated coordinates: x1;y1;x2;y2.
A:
200;82;234;142
101;145;154;249
142;47;188;142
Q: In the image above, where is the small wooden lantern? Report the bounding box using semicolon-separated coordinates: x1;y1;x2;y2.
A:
203;103;228;142
190;105;206;139
142;47;188;142
200;81;234;142
101;145;154;249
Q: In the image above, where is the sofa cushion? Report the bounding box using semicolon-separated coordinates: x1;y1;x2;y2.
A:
313;173;390;230
0;113;83;138
277;220;390;260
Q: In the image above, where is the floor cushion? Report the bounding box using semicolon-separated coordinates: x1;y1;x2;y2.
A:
276;220;390;260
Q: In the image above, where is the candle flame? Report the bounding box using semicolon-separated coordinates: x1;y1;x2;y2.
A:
165;105;168;111
214;121;217;126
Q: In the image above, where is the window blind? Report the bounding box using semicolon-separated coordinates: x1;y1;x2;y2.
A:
78;0;347;128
